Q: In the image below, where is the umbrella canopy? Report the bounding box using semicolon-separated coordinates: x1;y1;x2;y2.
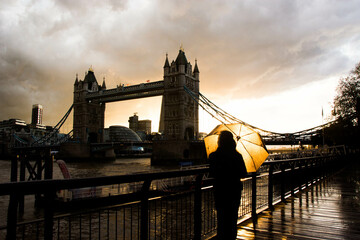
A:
204;123;269;172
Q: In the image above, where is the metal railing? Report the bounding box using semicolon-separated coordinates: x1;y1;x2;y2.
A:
0;152;344;239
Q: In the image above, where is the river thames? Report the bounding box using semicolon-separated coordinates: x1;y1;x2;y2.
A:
0;158;179;183
0;158;179;225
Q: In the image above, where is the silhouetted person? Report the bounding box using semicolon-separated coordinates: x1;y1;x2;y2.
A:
209;131;247;239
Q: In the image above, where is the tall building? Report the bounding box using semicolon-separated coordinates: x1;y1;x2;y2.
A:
128;113;139;131
31;104;43;126
138;120;151;134
129;113;152;134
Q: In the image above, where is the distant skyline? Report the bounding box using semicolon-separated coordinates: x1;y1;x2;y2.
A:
1;0;360;134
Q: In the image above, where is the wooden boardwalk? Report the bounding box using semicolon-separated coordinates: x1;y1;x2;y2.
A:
237;161;360;239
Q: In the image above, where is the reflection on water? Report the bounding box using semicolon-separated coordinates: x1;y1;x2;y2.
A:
0;159;11;183
0;158;177;224
0;158;177;183
59;158;175;179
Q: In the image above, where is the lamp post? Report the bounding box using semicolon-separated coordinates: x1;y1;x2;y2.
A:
322;107;325;146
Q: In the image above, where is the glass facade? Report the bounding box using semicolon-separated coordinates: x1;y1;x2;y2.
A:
107;126;142;142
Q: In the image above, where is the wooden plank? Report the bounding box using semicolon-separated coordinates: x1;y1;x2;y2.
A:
237;162;360;240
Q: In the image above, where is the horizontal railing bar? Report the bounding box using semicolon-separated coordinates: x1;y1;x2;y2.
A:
263;155;329;164
0;167;209;196
0;155;336;196
6;190;190;229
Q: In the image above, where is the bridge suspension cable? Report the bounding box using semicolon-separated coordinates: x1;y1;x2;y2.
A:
13;133;29;146
31;104;74;146
184;86;336;142
184;86;270;131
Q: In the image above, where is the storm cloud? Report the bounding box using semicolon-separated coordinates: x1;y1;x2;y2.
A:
1;0;360;132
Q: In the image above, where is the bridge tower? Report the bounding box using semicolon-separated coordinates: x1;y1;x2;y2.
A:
73;68;106;143
160;48;200;140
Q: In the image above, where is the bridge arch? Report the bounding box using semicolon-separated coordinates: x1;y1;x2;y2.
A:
88;132;98;143
184;126;194;140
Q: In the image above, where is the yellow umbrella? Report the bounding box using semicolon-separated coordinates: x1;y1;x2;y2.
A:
204;123;269;172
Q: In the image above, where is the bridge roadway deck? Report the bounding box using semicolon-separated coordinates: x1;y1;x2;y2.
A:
235;161;360;239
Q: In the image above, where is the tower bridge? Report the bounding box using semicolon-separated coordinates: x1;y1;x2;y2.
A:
11;48;333;160
73;49;199;145
69;48;202;163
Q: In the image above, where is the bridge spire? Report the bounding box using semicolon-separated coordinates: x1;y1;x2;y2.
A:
175;47;188;67
74;73;79;84
193;58;199;73
102;77;106;89
163;52;170;68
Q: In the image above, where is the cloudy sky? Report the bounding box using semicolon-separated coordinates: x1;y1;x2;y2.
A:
1;0;360;134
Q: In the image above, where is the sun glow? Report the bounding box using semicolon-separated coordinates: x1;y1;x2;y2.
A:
199;77;338;134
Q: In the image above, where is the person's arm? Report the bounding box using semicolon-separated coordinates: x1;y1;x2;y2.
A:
238;155;248;178
208;152;216;178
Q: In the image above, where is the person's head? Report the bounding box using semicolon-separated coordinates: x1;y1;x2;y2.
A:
217;131;236;149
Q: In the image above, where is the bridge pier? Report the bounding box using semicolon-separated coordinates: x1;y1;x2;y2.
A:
6;148;55;239
10;148;54;200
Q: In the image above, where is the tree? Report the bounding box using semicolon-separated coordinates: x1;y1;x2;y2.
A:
332;62;360;125
328;62;360;147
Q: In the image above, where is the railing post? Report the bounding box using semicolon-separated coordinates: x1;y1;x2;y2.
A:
10;154;18;182
140;180;152;240
19;153;25;215
298;163;302;192
45;150;53;180
317;158;322;182
251;172;257;226
305;160;309;188
268;164;274;211
194;174;203;240
35;155;43;207
321;158;325;180
44;150;54;240
44;190;55;240
311;159;316;184
290;163;295;196
6;155;19;240
280;164;285;202
36;155;42;181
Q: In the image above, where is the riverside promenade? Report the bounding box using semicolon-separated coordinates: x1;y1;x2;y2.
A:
235;160;360;239
0;147;356;239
